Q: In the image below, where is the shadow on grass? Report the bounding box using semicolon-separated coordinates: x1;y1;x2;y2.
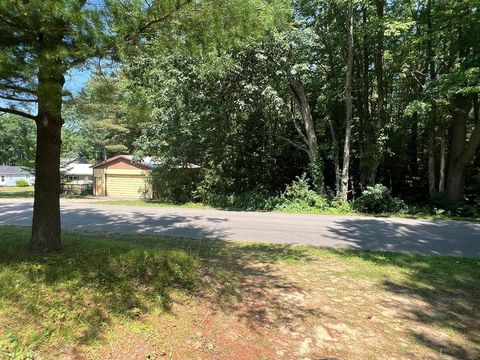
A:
0;226;315;355
328;248;480;359
1;223;479;358
101;232;320;331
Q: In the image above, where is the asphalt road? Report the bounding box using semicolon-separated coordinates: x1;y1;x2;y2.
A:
1;199;479;257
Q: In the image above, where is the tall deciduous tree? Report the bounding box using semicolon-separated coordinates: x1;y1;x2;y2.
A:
340;0;354;201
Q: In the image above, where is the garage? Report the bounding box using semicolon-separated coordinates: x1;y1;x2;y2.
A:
92;155;153;198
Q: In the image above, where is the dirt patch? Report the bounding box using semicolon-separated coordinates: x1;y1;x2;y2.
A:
73;255;479;360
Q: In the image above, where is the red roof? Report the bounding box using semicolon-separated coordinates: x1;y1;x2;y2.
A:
91;155;153;170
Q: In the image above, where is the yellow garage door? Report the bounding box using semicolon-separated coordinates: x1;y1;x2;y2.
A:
106;175;147;198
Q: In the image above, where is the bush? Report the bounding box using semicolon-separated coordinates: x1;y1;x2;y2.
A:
15;179;29;187
449;198;480;218
354;184;406;213
275;175;329;211
150;167;201;203
199;189;277;210
329;195;354;214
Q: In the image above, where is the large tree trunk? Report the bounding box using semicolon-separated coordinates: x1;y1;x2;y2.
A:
29;71;64;253
446;94;479;202
328;119;340;194
289;78;325;193
359;6;370;189
368;0;386;185
290;79;318;159
427;106;437;198
408;112;419;178
438;128;447;193
426;0;437;199
340;0;354;201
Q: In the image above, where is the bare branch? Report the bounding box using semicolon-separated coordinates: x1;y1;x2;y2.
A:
0;106;37;121
0;94;37;103
129;0;192;43
276;134;309;154
0;83;36;95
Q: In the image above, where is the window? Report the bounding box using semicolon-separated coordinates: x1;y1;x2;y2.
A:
1;176;4;182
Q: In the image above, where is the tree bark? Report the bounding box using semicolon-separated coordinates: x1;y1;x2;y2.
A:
426;0;437;199
328;118;340;194
289;78;324;193
290;79;318;160
408;112;419;178
29;70;64;253
340;1;354;201
359;6;370;189
427;106;437;198
368;0;386;186
438;128;447;193
446;94;479;202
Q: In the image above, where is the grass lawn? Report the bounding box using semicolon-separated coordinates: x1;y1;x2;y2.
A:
1;226;479;359
0;186;34;198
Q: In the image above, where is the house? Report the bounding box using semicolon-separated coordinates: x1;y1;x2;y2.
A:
61;157;93;184
0;165;34;186
92;155;153;198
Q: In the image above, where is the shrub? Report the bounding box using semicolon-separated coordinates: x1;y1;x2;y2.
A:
354;184;406;213
275;175;329;211
329;195;354;214
199;189;277;210
150;167;201;203
15;179;29;187
450;198;480;218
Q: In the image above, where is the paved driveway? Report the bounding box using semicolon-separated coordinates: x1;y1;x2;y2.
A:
1;199;479;257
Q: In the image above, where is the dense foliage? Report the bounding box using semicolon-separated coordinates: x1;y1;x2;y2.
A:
118;0;480;214
0;115;36;167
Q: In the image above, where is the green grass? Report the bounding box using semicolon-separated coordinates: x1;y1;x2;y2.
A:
0;226;197;358
0;186;34;198
0;226;479;358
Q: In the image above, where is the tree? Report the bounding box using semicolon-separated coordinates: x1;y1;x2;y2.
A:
64;70;133;162
0;0;103;252
0;114;36;166
340;0;354;201
0;0;196;252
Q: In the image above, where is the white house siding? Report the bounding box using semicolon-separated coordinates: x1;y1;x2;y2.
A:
0;174;33;186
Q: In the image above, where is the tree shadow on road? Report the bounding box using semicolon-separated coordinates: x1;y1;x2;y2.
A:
325;217;480;256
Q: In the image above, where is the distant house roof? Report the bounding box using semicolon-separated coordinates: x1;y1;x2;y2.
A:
64;163;93;176
0;165;33;175
92;155;200;170
61;157;93;176
92;155;153;170
61;157;90;165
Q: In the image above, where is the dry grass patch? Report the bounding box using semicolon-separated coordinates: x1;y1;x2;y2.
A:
0;226;478;359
